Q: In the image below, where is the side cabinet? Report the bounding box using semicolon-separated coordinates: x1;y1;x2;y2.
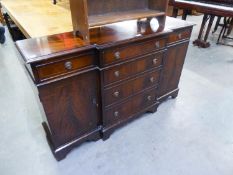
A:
24;49;102;161
38;70;101;160
158;27;192;102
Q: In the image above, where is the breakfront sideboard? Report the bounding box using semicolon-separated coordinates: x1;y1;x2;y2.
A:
16;16;193;160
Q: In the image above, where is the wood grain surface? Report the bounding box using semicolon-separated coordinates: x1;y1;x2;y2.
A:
1;0;73;38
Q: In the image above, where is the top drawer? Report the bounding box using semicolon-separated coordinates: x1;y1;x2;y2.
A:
34;52;96;82
168;28;192;44
101;37;167;66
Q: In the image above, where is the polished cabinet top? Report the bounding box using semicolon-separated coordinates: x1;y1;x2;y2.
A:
16;17;194;64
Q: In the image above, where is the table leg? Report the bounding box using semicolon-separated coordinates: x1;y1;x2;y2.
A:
193;14;215;48
212;16;221;34
172;8;178;18
182;9;188;20
204;15;215;42
217;17;233;47
227;18;233;36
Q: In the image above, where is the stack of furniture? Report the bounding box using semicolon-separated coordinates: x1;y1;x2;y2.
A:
169;0;233;47
15;0;194;161
217;17;233;46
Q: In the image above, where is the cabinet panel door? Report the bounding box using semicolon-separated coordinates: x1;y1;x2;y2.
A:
38;71;100;146
158;41;189;97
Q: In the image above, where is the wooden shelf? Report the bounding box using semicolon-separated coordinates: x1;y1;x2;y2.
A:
89;9;165;27
70;0;169;40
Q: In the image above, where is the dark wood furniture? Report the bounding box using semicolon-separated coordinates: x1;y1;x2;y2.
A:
16;17;193;161
69;0;169;40
169;0;233;48
217;17;233;46
3;13;26;41
0;2;5;25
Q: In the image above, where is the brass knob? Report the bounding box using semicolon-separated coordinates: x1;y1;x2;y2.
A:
115;51;121;60
150;77;155;83
114;111;119;117
64;61;72;70
153;58;158;65
113;91;120;97
155;42;160;49
114;71;120;77
147;96;152;101
178;33;182;39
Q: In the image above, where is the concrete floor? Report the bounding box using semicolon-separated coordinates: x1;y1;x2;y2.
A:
0;15;233;175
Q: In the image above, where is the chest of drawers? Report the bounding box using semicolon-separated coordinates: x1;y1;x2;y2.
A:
16;17;194;161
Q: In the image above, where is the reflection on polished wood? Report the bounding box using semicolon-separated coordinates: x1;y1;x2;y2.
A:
1;0;72;38
16;17;193;63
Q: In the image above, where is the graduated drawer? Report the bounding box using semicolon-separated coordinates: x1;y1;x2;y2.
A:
103;50;164;86
35;53;96;82
104;70;160;107
104;88;156;127
168;28;192;44
101;37;166;66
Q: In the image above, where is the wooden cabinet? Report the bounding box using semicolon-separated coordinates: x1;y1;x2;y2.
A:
16;17;193;161
158;28;192;102
38;70;101;160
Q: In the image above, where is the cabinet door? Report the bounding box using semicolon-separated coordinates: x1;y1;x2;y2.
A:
38;70;100;147
158;41;189;99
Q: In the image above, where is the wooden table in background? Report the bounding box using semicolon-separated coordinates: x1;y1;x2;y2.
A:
1;0;73;38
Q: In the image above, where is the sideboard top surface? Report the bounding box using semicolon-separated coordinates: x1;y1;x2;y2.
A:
16;17;194;64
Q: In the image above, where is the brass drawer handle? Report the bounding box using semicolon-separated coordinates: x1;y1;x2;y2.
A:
114;111;119;117
153;58;158;65
178;33;182;39
150;77;155;83
114;71;120;77
64;61;72;70
113;91;120;97
155;42;160;49
147;95;152;101
114;51;121;60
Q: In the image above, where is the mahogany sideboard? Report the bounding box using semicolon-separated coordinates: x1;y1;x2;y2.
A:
16;17;194;161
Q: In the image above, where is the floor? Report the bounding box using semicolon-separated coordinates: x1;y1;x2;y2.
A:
0;15;233;175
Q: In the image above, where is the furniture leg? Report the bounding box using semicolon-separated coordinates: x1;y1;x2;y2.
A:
217;17;233;47
212;16;221;34
193;14;215;48
203;15;215;42
172;8;179;18
226;18;233;36
198;14;208;40
182;9;188;20
217;18;227;44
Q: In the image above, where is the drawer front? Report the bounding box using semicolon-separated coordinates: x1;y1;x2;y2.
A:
36;53;96;81
102;38;166;66
103;51;164;86
168;29;191;44
104;70;160;107
104;89;157;127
